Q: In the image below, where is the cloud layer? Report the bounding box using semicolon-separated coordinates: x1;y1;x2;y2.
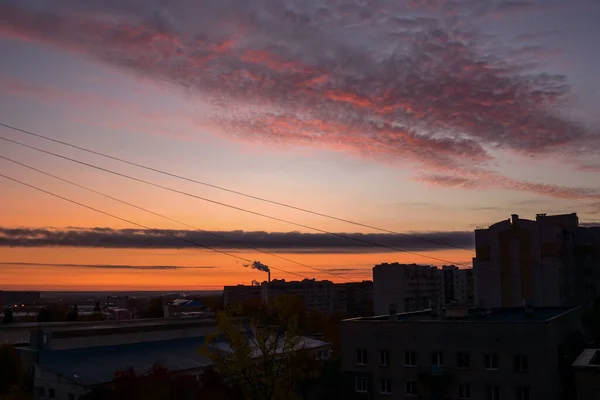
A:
1;0;598;201
0;262;215;270
0;227;474;253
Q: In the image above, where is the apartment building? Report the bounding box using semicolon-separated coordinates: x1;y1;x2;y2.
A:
262;279;335;315
223;284;262;306
373;263;443;315
333;281;374;316
474;213;600;308
341;306;582;400
442;265;474;306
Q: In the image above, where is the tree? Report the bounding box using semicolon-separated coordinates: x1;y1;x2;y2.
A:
2;309;13;324
36;304;68;322
202;294;324;400
81;363;203;400
65;305;79;322
0;344;25;399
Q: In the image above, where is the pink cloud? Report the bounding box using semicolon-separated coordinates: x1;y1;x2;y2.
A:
1;0;598;201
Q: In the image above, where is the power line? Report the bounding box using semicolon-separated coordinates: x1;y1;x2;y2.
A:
0;171;310;280
0;154;353;282
0;135;473;268
0;122;473;253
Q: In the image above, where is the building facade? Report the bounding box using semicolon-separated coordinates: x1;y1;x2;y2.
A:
341;306;582;400
573;349;600;400
442;265;474;306
373;263;443;315
262;279;335;315
474;213;600;308
223;284;262;307
333;281;374;316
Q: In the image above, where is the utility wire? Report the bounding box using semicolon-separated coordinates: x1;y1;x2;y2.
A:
0;172;309;280
0;122;473;253
0;154;352;282
0;135;473;268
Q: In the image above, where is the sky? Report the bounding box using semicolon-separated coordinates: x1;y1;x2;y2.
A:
0;0;599;290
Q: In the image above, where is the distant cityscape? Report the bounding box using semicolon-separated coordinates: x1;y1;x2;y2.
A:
1;213;600;400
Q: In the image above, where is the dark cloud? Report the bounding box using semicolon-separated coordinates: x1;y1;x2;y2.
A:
1;0;598;199
0;262;215;270
0;227;474;252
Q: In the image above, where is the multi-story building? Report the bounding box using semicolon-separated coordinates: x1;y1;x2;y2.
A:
341;306;582;400
333;281;373;316
441;265;474;306
223;284;262;307
262;279;335;315
373;263;443;315
474;213;600;308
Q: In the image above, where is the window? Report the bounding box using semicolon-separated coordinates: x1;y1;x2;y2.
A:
458;383;471;399
380;379;392;394
405;381;418;396
516;386;530;400
431;351;444;366
356;349;367;365
457;352;470;369
514;354;528;373
49;388;55;399
405;350;417;366
380;350;390;367
37;388;45;397
355;377;368;393
485;353;498;370
486;386;499;400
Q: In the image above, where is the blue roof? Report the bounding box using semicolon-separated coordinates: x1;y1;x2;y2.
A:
38;337;213;385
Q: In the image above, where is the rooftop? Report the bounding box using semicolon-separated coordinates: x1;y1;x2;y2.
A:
36;337;213;385
32;334;329;386
346;307;579;323
573;349;600;368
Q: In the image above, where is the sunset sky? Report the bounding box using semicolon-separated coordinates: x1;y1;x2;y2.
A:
1;0;599;290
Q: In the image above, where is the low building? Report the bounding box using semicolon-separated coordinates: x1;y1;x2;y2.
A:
373;263;443;315
0;291;41;307
341;306;582;400
18;317;329;400
573;349;600;400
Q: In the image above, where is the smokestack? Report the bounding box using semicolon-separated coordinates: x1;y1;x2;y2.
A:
268;271;271;283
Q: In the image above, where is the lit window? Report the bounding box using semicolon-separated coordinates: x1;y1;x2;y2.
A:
380;350;390;367
404;350;417;366
405;381;418;396
355;377;368;393
380;379;392;395
458;383;471;399
356;349;367;365
485;353;498;370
